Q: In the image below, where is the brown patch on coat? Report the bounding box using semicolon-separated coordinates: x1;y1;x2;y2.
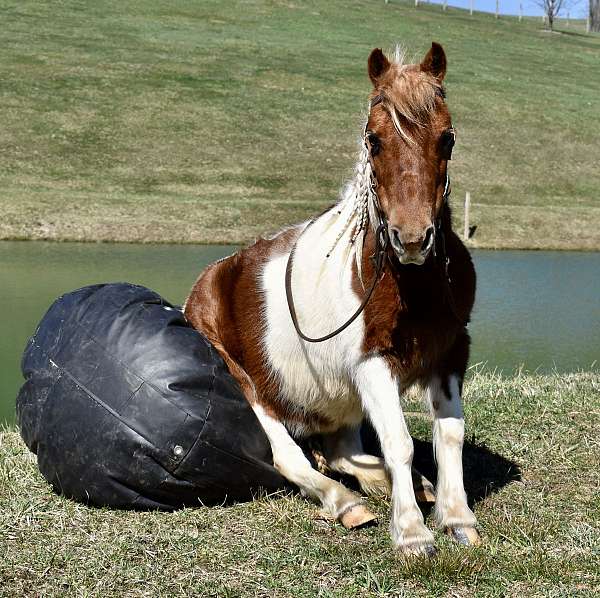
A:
184;229;332;435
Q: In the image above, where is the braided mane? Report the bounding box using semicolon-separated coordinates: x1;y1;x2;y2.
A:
324;121;377;285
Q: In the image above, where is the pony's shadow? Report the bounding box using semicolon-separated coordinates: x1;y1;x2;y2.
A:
359;423;521;510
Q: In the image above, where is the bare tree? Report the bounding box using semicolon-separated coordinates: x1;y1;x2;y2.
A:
591;0;600;31
531;0;567;30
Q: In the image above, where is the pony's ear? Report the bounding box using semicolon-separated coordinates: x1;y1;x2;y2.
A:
368;48;391;86
420;42;446;82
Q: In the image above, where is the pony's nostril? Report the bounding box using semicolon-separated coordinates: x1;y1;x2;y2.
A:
421;226;434;252
390;227;404;253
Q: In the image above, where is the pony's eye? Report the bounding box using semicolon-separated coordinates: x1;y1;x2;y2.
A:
367;132;381;156
440;128;455;160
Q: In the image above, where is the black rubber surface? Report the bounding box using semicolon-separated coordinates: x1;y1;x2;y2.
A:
16;283;286;510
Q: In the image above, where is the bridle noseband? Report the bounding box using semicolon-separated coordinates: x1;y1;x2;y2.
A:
285;96;458;344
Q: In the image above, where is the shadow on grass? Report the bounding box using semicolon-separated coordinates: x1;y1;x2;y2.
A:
415;437;521;507
360;424;522;508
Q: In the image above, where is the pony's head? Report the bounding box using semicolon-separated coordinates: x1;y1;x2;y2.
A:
365;43;454;266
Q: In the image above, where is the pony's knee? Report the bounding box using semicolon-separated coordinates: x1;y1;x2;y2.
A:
434;417;464;448
383;435;414;471
272;451;312;479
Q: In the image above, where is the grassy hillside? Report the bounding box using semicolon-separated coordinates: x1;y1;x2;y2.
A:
1;0;599;249
1;370;598;596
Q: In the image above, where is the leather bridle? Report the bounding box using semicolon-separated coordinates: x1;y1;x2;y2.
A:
285;96;459;344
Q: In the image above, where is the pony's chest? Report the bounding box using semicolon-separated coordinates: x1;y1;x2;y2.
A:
363;275;462;379
268;342;363;427
263;315;364;426
260;251;365;430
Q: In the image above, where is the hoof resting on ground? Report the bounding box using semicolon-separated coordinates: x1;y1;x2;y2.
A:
446;526;482;546
399;542;438;558
339;504;377;529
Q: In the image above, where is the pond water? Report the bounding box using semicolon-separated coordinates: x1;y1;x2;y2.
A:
1;242;598;425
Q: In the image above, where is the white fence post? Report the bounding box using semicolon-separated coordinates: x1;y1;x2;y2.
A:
470;0;473;15
464;192;471;241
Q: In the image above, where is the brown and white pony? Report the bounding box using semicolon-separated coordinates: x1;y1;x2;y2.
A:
185;43;479;555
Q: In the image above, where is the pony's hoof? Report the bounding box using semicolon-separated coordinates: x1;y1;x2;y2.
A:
399;542;437;558
339;504;377;529
446;526;481;546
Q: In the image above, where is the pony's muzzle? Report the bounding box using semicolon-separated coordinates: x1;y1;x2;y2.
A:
390;225;434;265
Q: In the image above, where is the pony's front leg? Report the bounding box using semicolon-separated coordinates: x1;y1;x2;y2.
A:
355;357;435;555
251;403;376;529
427;374;481;546
321;427;436;503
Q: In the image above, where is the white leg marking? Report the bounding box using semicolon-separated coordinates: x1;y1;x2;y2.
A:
322;427;392;496
354;357;434;551
251;404;365;520
427;375;477;528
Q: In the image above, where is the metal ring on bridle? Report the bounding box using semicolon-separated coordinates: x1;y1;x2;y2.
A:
376;222;388;251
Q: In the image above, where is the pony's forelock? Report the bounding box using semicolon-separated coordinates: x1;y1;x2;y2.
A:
382;46;443;128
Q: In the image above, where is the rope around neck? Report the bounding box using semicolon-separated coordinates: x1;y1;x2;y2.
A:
284;95;459;344
285;222;389;343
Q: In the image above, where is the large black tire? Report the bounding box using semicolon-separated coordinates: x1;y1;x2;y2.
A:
16;283;286;510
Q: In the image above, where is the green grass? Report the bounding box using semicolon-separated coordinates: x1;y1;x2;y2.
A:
0;0;599;249
1;370;599;596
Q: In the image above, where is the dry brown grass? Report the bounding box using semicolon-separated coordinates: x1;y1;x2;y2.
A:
1;370;598;596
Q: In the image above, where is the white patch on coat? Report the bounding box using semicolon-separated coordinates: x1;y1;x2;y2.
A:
260;201;367;437
256;119;381;427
